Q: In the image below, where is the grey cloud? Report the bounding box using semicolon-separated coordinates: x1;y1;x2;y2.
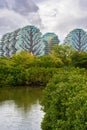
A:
14;0;39;15
79;0;87;10
0;0;39;15
0;10;29;36
0;0;43;37
33;0;47;3
1;0;87;42
55;12;87;32
38;0;87;41
55;16;87;41
25;12;42;28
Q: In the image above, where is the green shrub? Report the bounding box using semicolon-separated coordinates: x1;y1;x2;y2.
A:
41;68;87;130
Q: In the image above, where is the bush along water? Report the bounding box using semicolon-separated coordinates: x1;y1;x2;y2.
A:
41;67;87;130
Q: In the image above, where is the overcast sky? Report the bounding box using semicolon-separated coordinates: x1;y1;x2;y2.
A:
0;0;87;41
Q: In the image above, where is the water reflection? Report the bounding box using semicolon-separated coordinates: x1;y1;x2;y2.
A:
0;87;44;130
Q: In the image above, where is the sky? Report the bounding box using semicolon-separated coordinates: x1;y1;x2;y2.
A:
0;0;87;42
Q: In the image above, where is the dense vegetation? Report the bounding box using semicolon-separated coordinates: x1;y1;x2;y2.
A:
0;44;87;129
0;45;64;87
0;45;87;87
41;46;87;130
41;68;87;130
0;52;57;87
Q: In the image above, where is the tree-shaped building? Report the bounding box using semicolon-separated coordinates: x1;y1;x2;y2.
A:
0;25;44;57
42;33;59;55
64;29;87;52
18;26;44;56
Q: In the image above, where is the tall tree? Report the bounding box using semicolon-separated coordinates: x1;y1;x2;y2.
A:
64;29;87;52
19;26;44;56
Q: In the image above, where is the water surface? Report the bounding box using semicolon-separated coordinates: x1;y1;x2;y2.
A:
0;87;44;130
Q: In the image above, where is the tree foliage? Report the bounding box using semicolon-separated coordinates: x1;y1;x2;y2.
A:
1;27;87;130
71;51;87;68
41;68;87;130
50;45;75;66
0;45;87;87
0;45;87;130
0;51;60;87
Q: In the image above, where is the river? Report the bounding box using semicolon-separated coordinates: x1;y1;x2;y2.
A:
0;87;44;130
